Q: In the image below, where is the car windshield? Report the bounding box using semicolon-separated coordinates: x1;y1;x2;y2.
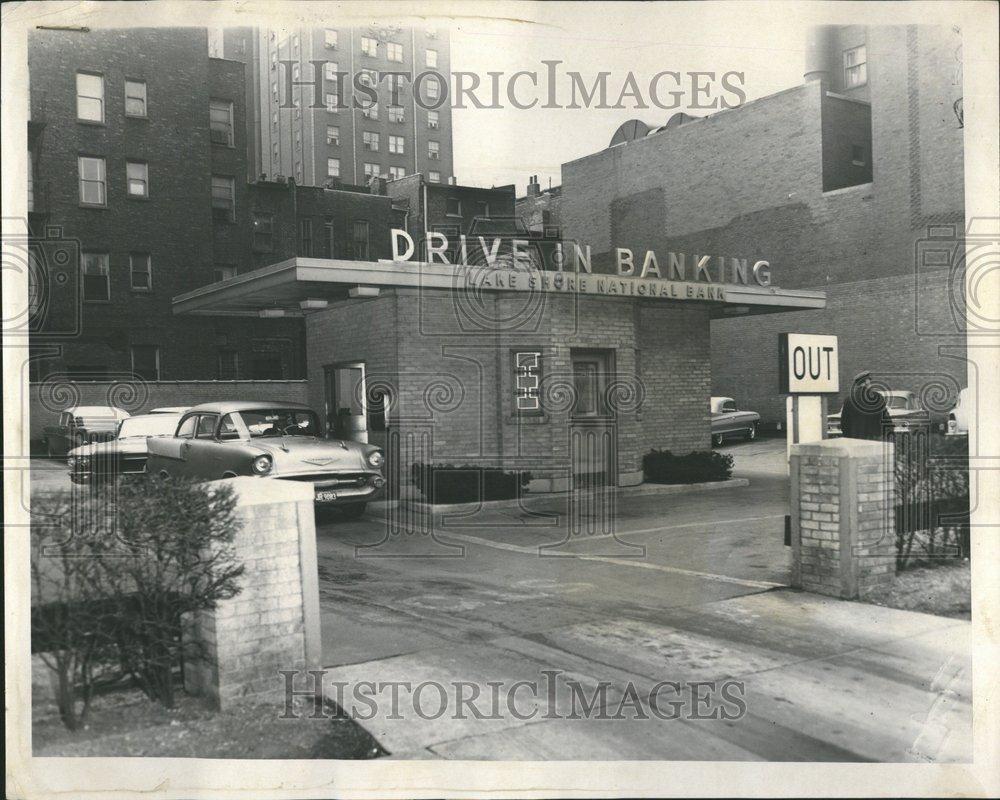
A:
117;415;181;438
884;396;910;409
237;409;321;438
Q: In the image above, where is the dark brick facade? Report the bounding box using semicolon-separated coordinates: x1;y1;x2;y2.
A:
560;25;965;425
27;27;306;382
305;288;711;490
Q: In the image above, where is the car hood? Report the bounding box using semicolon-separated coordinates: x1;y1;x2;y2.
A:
252;437;375;473
68;438;151;458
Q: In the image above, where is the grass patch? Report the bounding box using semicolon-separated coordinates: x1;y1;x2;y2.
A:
862;560;970;619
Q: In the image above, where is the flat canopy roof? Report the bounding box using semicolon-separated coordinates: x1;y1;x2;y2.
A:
172;257;826;319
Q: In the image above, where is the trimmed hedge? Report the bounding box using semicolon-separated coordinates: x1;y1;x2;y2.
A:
411;463;532;504
642;449;734;484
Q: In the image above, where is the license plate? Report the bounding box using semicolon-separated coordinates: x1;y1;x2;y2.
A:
316;490;338;502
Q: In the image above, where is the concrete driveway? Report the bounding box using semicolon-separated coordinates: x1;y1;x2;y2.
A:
314;438;972;761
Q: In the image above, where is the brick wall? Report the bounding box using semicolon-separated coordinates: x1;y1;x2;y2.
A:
184;477;320;709
29;379;308;440
306;287;712;489
790;439;895;598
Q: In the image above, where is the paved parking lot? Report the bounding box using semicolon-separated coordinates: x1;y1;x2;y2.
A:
313;438;972;761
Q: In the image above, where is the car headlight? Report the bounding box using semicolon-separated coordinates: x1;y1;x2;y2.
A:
367;450;384;468
252;454;273;475
67;457;76;468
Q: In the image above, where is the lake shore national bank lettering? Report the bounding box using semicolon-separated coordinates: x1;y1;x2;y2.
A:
387;228;773;303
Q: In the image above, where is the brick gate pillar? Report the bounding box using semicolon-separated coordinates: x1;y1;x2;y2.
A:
789;439;896;599
183;477;321;709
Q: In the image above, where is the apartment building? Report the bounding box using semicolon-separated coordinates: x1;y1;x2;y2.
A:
214;24;455;189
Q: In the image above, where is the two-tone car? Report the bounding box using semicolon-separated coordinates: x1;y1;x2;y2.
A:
945;387;971;437
710;397;761;446
67;412;184;485
41;406;131;458
146;401;386;517
827;390;928;437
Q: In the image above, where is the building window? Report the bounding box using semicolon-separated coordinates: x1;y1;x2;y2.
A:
81;252;110;301
388;105;404;123
300;218;313;256
851;144;867;166
361;102;378;119
126;161;148;197
387;42;403;62
513;351;542;413
210;99;234;146
446;197;461;216
217;349;240;380
426;48;438;68
324;61;339;82
131;345;160;381
361;36;378;57
211;176;235;221
325;92;339;112
272;82;280;104
428;170;441;183
844;45;867;88
129;252;151;290
124;79;147;117
214;265;237;282
427;110;439;129
78;156;106;205
324;217;335;257
292;62;301;80
324;28;338;49
76;72;104;122
327;157;340;177
388;166;405;180
325;125;340;146
363;130;380;151
428;140;440;159
359;68;378;87
388;135;405;154
252;212;273;251
475;200;490;218
272;142;279;162
363;162;381;179
426;79;440;101
352;220;370;260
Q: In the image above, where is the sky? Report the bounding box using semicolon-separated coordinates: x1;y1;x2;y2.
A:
445;3;820;195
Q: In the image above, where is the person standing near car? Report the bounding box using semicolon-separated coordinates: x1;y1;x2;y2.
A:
840;370;893;440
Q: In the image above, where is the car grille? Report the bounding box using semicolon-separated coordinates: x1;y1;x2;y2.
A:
280;472;372;486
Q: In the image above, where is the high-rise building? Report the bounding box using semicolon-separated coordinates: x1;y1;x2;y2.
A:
213;25;455;189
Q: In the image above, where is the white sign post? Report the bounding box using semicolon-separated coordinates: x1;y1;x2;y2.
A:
779;333;839;461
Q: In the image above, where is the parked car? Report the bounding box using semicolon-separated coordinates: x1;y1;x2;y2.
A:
149;406;190;414
67;412;184;485
146;402;386;517
946;387;971;437
710;397;760;446
827;390;928;437
41;406;131;458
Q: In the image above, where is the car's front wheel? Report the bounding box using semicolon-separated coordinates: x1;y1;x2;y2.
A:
745;423;757;441
712;433;724;447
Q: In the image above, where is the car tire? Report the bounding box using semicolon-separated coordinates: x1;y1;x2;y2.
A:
43;438;54;459
340;503;367;520
745;423;757;441
712;433;724;447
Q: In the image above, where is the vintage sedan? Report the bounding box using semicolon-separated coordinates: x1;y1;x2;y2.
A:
710;396;761;446
67;412;183;485
146;402;386;517
946;387;971;437
827;390;928;436
41;405;131;458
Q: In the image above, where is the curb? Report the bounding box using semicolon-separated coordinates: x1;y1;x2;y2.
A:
364;477;749;520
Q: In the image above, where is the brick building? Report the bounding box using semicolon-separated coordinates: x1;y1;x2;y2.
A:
27;26;405;384
515;174;563;234
213;24;454;189
27;26;306;381
558;24;965;426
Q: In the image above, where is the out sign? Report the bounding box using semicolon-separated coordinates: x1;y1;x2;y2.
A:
778;333;839;394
